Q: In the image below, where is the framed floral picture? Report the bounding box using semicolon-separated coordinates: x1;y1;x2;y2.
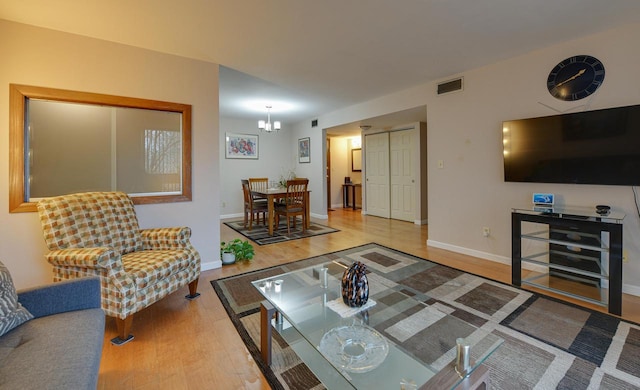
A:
225;133;258;159
298;137;310;163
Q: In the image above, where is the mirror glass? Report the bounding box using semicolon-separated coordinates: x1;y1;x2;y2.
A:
352;148;362;171
10;84;192;212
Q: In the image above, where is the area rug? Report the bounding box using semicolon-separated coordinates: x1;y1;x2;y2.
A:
223;220;339;245
210;243;640;389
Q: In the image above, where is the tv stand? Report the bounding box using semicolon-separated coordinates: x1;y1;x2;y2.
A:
511;206;624;315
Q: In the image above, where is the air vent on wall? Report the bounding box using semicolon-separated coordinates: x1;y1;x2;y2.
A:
311;119;318;127
437;77;463;95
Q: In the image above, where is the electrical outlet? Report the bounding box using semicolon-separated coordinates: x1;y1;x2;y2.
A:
482;227;490;237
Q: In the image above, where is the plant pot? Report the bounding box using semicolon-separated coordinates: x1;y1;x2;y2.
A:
221;252;236;265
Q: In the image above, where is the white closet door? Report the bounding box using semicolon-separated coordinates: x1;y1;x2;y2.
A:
390;129;416;222
365;132;390;218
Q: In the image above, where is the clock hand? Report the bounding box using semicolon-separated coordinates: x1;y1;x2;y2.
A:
556;69;586;87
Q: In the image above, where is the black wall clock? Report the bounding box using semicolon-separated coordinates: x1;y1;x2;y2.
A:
547;55;605;101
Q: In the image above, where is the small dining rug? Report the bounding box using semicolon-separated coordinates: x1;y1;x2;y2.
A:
223;220;339;245
210;243;640;390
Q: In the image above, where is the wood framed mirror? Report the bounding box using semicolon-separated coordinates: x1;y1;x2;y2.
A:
9;84;192;213
351;148;362;172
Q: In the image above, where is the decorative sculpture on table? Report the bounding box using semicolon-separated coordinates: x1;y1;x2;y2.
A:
341;261;369;307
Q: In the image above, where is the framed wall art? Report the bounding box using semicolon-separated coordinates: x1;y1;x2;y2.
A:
298;137;310;163
225;132;258;159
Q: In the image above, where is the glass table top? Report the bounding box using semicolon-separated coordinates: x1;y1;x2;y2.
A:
513;205;625;223
252;261;503;389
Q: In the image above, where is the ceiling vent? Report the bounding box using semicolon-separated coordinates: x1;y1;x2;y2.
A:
437;77;463;95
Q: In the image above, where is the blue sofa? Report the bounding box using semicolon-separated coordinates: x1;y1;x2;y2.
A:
0;277;105;389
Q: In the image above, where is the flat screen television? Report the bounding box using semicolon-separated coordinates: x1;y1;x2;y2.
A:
502;104;640;186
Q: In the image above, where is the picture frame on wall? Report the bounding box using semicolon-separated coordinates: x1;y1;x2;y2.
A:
225;132;258;159
298;137;310;163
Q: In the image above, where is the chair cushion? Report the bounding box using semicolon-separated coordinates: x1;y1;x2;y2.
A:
0;261;33;337
122;250;194;289
251;200;269;210
276;204;303;213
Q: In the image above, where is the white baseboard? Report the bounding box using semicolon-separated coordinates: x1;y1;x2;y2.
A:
427;239;511;265
202;259;221;271
220;212;243;220
426;239;639;297
624;284;640;296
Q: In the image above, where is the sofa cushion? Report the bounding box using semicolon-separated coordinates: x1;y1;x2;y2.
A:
0;308;104;389
122;249;194;289
0;261;33;337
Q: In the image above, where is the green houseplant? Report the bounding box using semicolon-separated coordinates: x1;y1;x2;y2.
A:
220;239;255;264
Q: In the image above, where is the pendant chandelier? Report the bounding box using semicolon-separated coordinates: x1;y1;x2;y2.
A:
258;105;281;133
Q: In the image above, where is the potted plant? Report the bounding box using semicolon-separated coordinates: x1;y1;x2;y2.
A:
278;168;296;187
220;239;255;265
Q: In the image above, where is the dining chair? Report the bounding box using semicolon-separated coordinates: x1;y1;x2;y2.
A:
275;178;309;234
242;179;268;230
248;177;269;200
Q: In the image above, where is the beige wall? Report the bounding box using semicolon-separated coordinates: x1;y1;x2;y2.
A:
218;116;296;219
0;20;220;288
293;22;640;295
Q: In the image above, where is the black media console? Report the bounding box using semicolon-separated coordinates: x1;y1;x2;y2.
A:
511;207;624;315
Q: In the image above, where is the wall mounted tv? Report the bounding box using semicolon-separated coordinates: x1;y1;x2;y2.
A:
502;104;640;186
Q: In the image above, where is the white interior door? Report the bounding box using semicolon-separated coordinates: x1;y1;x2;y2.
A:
390;129;416;222
365;133;390;218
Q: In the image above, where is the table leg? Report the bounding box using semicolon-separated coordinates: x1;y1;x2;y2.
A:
343;185;348;208
423;363;489;390
267;194;275;236
305;191;311;229
260;300;276;366
352;185;357;210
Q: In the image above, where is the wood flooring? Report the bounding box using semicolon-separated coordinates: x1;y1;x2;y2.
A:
97;208;640;389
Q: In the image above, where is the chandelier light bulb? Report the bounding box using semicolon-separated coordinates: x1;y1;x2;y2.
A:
258;105;280;133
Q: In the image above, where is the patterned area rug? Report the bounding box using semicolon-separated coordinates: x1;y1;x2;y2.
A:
210;243;640;389
223;220;339;245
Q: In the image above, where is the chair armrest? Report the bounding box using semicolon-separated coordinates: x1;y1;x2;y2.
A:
17;277;102;318
45;247;120;270
140;227;193;250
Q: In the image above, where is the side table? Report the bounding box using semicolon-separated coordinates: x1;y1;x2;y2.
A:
342;183;361;210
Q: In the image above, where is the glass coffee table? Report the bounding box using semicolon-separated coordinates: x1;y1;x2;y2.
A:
252;261;503;389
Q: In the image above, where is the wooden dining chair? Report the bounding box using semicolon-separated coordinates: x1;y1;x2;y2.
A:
242;179;268;230
248;177;269;200
275;178;309;234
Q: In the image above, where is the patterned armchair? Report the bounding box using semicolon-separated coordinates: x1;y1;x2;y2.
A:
37;191;201;345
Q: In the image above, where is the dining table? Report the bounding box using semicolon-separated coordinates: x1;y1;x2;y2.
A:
251;187;311;236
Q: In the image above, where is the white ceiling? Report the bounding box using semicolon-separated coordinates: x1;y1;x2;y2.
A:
3;0;640;134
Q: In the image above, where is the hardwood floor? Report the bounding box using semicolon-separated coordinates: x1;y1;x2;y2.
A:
97;208;640;389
